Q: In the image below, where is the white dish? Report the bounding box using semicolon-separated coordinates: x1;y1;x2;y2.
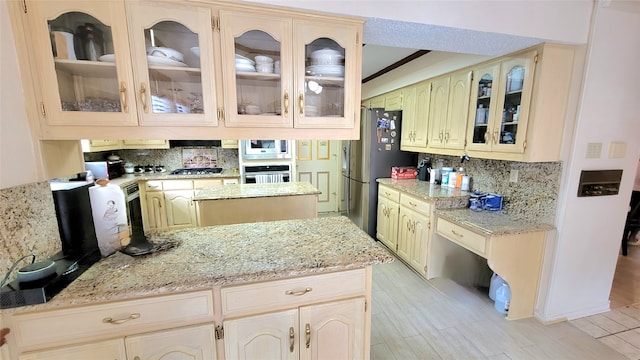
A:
147;47;184;62
235;63;256;72
98;54;116;62
235;54;255;65
147;55;187;67
254;55;274;63
306;64;344;77
190;47;200;57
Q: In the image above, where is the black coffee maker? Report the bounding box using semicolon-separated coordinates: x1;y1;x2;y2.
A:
417;158;432;181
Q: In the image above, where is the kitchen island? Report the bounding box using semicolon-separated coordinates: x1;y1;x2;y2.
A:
6;217;392;359
194;181;321;226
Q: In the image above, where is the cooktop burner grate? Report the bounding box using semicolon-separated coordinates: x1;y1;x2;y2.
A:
169;167;223;175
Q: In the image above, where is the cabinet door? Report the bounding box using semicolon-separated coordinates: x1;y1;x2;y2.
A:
81;139;122;152
126;1;217;126
384;90;402;111
490;51;537;154
427;76;450;149
26;0;137;126
121;139;169;149
466;63;500;151
220;10;293;128
145;191;167;231
376;196;398;251
300;297;365;360
224;309;299;360
125;324;216;360
397;207;413;263
400;85;417;147
165;190;197;229
445;70;472;149
293;20;359;129
413;82;431;148
368;95;385;109
409;211;430;275
19;338;126;360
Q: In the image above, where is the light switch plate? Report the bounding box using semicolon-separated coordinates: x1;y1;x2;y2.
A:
585;142;602;159
509;169;519;183
609;141;627;159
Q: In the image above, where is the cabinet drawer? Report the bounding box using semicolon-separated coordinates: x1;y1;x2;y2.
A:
162;180;194;190
400;194;430;215
436;217;487;257
221;269;366;317
12;290;214;349
379;185;400;203
144;180;163;192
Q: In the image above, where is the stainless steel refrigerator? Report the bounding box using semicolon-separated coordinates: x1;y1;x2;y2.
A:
342;107;418;238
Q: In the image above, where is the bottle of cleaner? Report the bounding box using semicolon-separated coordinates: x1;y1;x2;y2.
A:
494;283;511;315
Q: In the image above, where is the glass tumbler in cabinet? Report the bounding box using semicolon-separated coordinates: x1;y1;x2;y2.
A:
31;1;137;126
127;2;216;126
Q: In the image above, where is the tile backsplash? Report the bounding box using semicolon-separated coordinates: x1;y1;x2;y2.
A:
0;181;61;279
420;153;561;224
84;147;239;171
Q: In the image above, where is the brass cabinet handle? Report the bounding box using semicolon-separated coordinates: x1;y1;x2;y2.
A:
484;131;489;144
451;229;463;238
119;81;128;113
283;92;289;115
139;83;148;113
445;132;450;142
298;93;304;116
103;313;140;325
408;201;417;208
493;131;499;144
305;323;311;349
285;287;312;296
438;131;443;142
289;327;295;352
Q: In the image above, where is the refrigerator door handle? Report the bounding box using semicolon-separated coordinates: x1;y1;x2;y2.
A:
344;142;351;216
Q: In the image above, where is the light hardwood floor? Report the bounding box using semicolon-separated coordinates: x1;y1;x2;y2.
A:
371;256;629;359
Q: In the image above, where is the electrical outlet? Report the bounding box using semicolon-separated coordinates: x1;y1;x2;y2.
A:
509;170;519;183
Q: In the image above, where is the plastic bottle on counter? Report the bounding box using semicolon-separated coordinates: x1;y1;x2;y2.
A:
456;167;465;188
441;167;452;186
448;170;457;188
461;175;471;191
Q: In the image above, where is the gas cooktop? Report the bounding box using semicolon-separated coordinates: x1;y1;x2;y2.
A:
169;167;223;175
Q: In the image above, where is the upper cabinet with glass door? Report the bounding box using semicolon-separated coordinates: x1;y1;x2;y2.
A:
466;62;499;151
125;1;216;126
220;10;361;129
26;0;137;126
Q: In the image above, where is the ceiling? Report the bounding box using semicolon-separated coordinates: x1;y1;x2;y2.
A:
360;17;544;82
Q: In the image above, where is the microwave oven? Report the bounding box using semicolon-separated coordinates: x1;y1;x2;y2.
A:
241;140;292;160
85;160;124;180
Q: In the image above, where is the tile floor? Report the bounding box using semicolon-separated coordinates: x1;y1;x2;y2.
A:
371;255;630;359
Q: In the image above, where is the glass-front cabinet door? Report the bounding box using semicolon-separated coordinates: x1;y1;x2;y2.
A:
466;63;499;151
126;1;216;126
220;11;292;127
491;51;537;153
293;20;358;129
27;0;137;126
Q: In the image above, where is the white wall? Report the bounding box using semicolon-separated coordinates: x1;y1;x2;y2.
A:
0;1;40;189
538;1;640;320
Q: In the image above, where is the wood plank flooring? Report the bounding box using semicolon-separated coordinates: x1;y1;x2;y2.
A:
371;256;628;359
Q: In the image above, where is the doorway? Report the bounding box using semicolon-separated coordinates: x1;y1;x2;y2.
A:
296;140;340;213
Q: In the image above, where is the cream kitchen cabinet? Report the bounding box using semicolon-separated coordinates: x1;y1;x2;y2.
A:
376;184;400;251
225;298;365;360
219;9;362;130
121;139;169;149
397;194;432;276
221;268;369;360
81;139;122;152
464;44;575;162
400;81;430;151
11;290;216;358
427;70;472;152
164;189;198;230
383;89;403;111
22;0;217;128
368;95;385;109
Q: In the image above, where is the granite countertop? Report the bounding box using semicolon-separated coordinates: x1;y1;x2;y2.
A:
108;171;241;188
194;181;321;201
377;178;554;236
377;178;470;209
435;208;555;236
18;217;393;311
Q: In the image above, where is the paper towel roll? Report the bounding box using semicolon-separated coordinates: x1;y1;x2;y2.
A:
89;182;130;257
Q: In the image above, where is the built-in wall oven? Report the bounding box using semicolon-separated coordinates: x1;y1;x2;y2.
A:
243;164;291;183
241;140;292;160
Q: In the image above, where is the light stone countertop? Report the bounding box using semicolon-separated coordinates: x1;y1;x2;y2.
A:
377;178;555;236
108;171;241;189
193;181;321;201
15;216;393;311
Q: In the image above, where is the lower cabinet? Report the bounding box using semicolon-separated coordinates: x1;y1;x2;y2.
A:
224;297;365;360
19;325;216;360
164;190;198;230
377;184;433;277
